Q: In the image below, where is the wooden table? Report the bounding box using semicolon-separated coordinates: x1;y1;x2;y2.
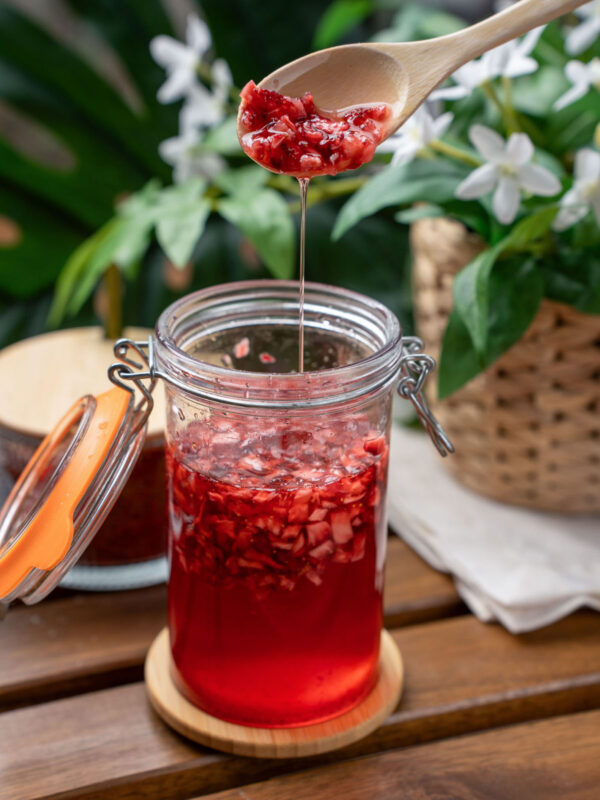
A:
1;536;599;800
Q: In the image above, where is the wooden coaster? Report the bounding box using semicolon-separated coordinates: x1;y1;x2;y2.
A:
145;627;403;759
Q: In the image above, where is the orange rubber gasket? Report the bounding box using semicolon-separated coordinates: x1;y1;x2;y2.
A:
0;387;130;599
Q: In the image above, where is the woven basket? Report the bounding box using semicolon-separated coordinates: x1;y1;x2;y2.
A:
411;216;600;514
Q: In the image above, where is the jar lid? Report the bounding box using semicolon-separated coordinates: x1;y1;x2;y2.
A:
0;384;149;608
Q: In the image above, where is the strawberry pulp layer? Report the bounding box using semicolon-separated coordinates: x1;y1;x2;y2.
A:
167;415;389;727
238;80;390;177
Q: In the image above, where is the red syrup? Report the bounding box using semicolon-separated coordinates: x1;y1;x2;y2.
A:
167;415;389;727
238;81;390;177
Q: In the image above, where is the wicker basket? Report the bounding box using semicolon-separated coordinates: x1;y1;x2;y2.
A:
411;216;600;514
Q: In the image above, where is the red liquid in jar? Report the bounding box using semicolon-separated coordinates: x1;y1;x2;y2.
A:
167;415;388;727
238;80;390;177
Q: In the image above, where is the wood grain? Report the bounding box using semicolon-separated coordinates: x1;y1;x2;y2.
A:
383;536;464;626
0;586;166;710
0;326;164;437
145;628;402;759
202;709;600;800
0;537;460;710
2;612;599;800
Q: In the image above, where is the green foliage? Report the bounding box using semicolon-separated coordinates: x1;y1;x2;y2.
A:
540;251;600;315
0;0;180;342
371;3;464;43
312;0;373;50
333;160;469;239
155;180;212;268
439;257;544;398
219;188;295;280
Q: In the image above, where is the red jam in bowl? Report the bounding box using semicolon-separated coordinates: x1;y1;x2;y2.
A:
238;80;390;177
167;413;389;727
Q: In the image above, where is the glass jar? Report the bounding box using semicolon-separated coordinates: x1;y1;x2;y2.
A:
153;280;447;728
0;279;450;723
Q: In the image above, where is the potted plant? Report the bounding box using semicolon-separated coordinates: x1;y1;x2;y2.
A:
333;4;600;512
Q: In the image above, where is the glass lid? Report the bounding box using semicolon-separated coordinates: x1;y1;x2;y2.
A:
0;385;149;610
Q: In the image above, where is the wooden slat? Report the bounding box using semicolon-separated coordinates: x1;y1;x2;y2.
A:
0;537;460;710
0;586;166;710
383;536;463;626
202;710;600;800
2;612;600;800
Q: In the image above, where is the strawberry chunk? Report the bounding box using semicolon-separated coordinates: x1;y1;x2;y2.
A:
238;81;390;177
330;511;353;544
166;413;388;593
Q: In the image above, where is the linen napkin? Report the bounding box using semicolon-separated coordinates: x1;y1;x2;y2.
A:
387;423;600;633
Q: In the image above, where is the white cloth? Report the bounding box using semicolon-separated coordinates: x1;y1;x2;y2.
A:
387;424;600;633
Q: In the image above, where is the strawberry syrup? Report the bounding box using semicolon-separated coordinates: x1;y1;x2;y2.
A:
298;176;309;372
167;416;389;727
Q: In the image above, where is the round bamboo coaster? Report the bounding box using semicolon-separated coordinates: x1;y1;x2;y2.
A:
145;627;403;759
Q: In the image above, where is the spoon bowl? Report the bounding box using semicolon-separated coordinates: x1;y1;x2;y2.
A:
239;0;586;141
260;44;408;132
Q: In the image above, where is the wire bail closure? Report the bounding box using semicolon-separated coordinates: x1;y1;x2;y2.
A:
108;338;157;434
398;337;454;457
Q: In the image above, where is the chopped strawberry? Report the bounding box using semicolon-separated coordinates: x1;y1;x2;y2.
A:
233;337;250;359
166;413;387;592
330;511;353;544
238;80;390;177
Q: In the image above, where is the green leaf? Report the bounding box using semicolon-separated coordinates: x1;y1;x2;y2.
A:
540;251;600;314
372;3;463;43
48;210;154;326
443;200;491;239
395;204;444;224
438;309;480;398
155;180;212;268
218;188;295;279
452;206;559;357
201;117;242;155
215;165;270;196
506;205;559;250
48;221;114;327
486;257;544;362
312;0;373;49
452;241;505;359
332;160;468;240
439;258;543;398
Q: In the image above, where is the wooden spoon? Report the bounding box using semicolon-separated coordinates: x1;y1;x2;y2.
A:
249;0;586;137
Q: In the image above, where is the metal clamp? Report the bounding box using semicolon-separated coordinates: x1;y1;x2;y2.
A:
108;338;157;434
398;336;454;457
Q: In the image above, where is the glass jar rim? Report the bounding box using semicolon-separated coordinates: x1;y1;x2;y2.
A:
155;280;403;409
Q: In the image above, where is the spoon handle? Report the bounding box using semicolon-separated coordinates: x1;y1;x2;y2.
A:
438;0;586;71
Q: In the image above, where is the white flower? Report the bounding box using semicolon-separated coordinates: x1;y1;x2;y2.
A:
553;58;600;110
150;15;211;103
455;125;561;224
180;60;233;130
432;27;544;102
212;59;233;104
159;128;225;183
553;148;600;230
377;106;453;165
566;1;600;55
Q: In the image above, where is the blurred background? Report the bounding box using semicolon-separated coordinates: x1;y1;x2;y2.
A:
0;0;497;349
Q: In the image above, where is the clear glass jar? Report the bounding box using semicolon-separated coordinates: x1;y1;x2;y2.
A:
155;280;403;728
